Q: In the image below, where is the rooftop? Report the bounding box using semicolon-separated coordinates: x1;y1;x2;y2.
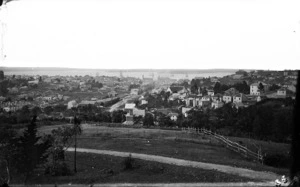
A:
125;103;136;109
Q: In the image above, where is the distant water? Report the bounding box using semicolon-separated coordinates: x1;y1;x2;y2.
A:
3;69;235;80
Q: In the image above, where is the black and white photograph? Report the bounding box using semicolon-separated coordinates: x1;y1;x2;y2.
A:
0;0;300;186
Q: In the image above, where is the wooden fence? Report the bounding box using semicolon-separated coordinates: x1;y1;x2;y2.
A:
181;127;263;163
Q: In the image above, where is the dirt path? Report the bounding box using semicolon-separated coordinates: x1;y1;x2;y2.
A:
66;147;280;182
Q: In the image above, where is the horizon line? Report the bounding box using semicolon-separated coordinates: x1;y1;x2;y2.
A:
1;66;297;71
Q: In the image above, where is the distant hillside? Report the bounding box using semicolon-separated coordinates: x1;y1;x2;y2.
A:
0;67;238;72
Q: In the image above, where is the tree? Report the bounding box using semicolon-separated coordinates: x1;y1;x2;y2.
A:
201;87;208;95
44;126;76;176
112;110;125;123
53;104;67;113
181;81;189;89
291;71;300;181
143;113;154;127
158;113;174;127
31;106;42;116
176;113;185;127
190;81;199;94
44;106;54;115
0;80;9;96
213;82;221;94
269;84;280;91
258;83;264;92
91;82;103;88
17;105;31;123
15;116;51;183
232;81;250;94
0;126;18;185
73;116;81;173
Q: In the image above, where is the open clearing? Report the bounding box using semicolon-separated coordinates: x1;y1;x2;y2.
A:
67;147;279;182
16;152;258;184
38;123;289;181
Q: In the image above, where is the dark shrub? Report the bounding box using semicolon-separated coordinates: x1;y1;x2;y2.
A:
123;154;134;170
45;161;71;176
264;153;290;168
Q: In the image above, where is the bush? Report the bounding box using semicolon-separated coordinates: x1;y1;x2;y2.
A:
146;164;165;175
44;161;72;176
263;153;290;168
123;154;135;170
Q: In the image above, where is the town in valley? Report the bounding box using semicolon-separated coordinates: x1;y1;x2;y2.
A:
0;68;297;125
0;67;298;185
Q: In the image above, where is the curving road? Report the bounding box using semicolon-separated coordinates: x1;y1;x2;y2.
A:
66;147;280;183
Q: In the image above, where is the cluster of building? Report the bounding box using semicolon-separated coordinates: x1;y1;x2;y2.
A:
0;69;298;125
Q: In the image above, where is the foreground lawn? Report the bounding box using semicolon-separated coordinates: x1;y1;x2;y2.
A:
23;152;257;184
76;125;288;175
39;124;289;175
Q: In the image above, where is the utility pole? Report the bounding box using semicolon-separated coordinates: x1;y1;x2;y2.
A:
74;115;77;173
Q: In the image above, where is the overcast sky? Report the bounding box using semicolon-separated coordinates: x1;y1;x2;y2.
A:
0;0;300;70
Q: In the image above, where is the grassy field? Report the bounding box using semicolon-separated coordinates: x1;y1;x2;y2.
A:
226;136;290;155
19;152;257;184
39;124;290;176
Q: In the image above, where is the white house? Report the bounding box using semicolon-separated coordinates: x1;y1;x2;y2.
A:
185;95;202;107
250;83;260;95
207;89;214;96
123;113;134;125
168;113;179;121
3;107;10;112
58;94;64;100
43;96;52;101
257;96;262;102
141;100;148;105
123;103;145;125
124;103;136;115
223;94;232;103
133;108;145;117
277;88;287;97
28;80;39;85
233;93;247;103
250;82;269;95
212;93;223;102
201;95;211;102
285;85;296;93
79;100;96;106
182;107;192;117
67;100;78;109
211;101;224;109
222;88;239;103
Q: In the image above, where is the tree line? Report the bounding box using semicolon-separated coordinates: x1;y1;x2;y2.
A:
0;116;81;185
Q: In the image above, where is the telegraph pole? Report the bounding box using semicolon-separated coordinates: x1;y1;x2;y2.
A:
74;115;77;173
